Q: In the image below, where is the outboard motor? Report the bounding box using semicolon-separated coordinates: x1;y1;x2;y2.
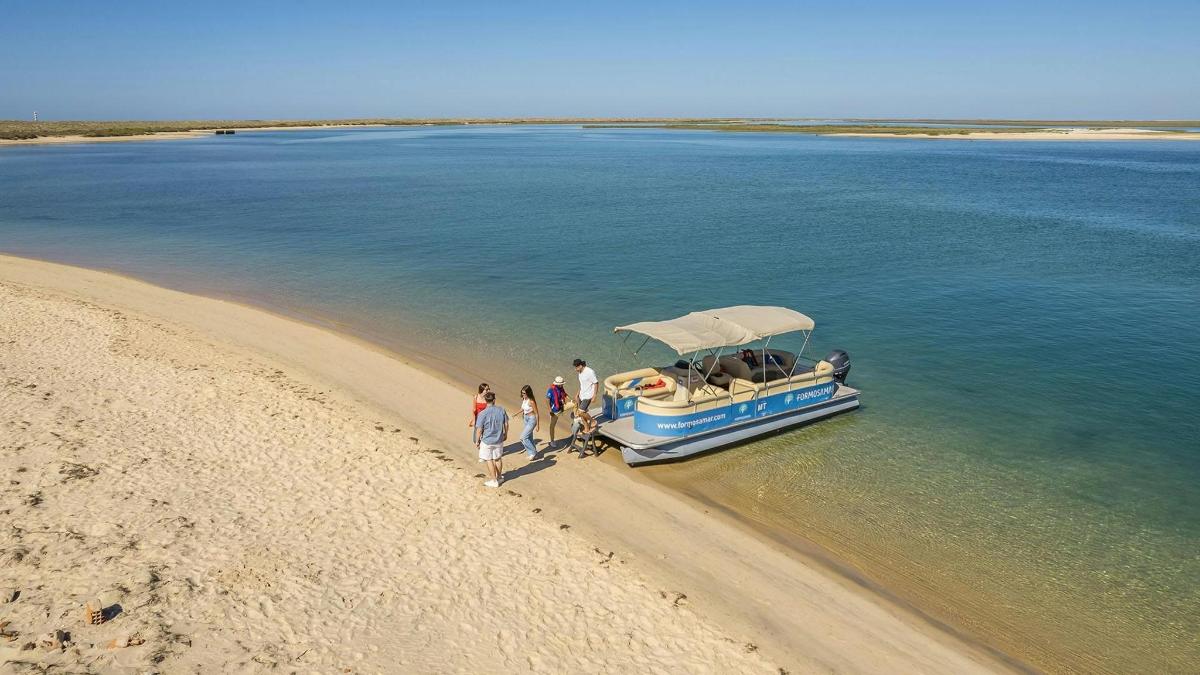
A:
824;349;851;383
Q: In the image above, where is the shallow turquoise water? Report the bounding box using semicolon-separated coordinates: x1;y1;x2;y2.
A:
2;126;1197;671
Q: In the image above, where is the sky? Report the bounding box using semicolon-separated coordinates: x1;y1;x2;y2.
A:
1;0;1197;120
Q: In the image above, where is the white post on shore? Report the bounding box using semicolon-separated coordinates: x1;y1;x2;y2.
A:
33;111;38;122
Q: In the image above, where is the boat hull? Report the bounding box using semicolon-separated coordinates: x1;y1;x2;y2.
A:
602;388;860;466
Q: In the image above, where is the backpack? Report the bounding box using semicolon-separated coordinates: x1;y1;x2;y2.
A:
546;385;566;413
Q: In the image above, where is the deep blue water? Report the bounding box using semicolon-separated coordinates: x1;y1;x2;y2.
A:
2;126;1197;671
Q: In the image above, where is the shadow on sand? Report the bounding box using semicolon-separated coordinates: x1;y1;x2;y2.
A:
500;437;583;481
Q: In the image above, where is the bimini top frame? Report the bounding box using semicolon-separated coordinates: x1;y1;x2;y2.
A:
613;306;818;403
614;305;814;355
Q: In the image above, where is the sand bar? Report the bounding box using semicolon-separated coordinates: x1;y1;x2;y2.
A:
0;130;215;146
0;254;1017;673
0;124;392;147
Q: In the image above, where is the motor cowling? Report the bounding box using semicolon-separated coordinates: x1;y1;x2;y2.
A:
824;349;851;383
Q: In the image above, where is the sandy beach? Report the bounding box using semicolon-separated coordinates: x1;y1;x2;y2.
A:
0;131;216;146
0;254;1015;673
0;125;391;147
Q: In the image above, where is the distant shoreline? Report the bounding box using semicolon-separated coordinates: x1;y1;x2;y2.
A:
0;123;392;146
585;123;1200;141
0;118;730;145
836;128;1200;141
3;118;1199;146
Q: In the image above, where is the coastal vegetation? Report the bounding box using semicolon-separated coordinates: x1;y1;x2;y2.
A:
4;118;1198;141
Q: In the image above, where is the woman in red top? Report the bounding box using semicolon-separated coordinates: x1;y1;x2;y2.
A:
469;383;490;427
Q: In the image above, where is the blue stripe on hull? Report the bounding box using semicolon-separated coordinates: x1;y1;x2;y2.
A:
619;393;860;466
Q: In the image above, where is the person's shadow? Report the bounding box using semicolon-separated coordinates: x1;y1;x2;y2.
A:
500;439;559;481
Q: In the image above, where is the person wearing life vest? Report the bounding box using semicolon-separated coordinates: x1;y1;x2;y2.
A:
545;376;571;449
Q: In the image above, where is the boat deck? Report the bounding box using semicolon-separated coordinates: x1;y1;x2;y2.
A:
598;384;860;450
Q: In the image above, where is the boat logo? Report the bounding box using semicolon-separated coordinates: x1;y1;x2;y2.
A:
737;403;749;414
784;393;795;404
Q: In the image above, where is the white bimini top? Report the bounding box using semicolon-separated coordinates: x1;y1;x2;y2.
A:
614;305;815;355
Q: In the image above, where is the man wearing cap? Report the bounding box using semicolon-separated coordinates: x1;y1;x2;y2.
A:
473;391;508;487
545;375;570;449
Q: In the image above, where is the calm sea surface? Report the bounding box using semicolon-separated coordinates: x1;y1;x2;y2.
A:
2;126;1197;672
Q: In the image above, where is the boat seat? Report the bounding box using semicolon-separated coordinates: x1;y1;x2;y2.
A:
673;382;725;404
699;355;731;388
615;376;676;399
760;361;835;388
715;349;799;383
728;378;761;398
751;363;798;383
707;372;732;388
606;368;681;415
730;361;835;393
765;349;797;369
660;365;708;391
717;355;753;381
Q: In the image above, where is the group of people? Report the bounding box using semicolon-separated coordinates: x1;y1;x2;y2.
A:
469;359;599;488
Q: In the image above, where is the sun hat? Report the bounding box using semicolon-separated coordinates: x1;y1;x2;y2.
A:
553;376;566;386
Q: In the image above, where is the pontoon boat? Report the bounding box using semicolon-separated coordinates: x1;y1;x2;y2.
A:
597;306;859;465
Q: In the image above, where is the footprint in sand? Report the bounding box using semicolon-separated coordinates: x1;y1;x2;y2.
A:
659;591;688;607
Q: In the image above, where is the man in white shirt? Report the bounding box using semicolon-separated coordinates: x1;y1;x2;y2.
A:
573;358;598;414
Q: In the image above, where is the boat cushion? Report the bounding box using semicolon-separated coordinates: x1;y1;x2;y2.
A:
707;372;732;388
717;355;753;381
